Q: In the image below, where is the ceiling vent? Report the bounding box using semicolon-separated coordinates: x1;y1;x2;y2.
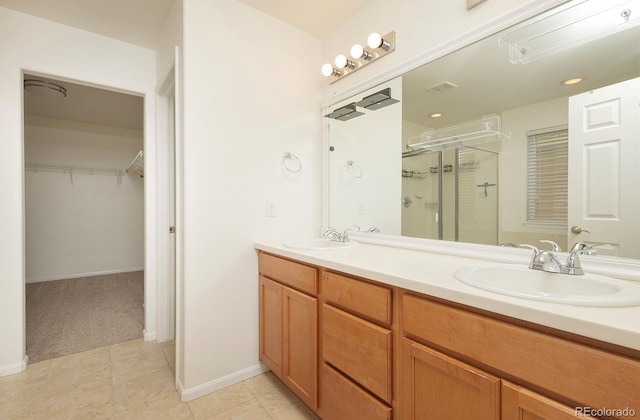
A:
427;81;458;94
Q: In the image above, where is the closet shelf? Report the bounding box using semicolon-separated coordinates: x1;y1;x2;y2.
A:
126;150;144;178
25;162;124;177
407;114;510;152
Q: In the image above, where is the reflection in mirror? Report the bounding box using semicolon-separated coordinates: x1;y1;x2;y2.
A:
327;0;640;259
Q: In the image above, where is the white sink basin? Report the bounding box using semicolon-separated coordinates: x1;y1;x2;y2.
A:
454;265;640;307
283;238;358;251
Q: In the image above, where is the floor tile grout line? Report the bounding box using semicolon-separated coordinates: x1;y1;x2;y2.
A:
109;342;117;419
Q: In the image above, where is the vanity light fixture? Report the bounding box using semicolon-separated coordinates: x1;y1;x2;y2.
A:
335;54;356;70
499;0;640;64
562;77;583;85
350;44;373;61
430;113;443;118
321;31;395;84
367;32;392;50
321;63;341;77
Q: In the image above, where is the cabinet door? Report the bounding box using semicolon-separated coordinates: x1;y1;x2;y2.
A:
401;338;500;420
502;381;597;420
259;275;283;376
283;286;318;410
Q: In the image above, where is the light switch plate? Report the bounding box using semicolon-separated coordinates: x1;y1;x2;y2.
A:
266;200;276;217
466;0;487;10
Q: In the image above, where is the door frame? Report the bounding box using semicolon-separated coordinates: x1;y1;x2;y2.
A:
156;52;177;343
20;68;160;357
155;46;182;386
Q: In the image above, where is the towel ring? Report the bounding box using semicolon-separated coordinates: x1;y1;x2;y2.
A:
282;152;302;173
347;160;363;178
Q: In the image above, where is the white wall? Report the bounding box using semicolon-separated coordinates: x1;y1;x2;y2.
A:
0;6;156;375
328;77;402;234
156;0;183;81
179;0;322;398
24;116;144;282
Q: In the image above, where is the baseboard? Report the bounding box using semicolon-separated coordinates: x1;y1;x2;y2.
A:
143;329;157;341
0;356;28;378
26;267;144;283
178;363;269;402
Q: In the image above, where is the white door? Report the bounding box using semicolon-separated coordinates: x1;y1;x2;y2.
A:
156;64;177;342
167;93;176;340
567;77;640;258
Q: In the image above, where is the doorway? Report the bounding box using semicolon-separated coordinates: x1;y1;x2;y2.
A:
23;73;146;362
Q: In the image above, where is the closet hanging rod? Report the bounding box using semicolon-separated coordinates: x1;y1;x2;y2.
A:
25;162;125;176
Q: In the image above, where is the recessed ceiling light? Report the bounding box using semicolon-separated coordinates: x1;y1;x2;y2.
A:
430;113;443;118
562;77;583;86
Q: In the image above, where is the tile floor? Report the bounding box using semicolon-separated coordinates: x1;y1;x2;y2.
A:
0;339;318;420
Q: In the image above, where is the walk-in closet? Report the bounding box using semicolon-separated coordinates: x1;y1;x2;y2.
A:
23;75;145;362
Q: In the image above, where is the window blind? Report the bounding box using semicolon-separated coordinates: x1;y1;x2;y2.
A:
526;126;568;225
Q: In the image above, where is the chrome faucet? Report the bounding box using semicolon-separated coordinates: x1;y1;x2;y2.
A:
365;227;380;233
569;242;597;255
322;227;351;243
322;227;342;241
519;240;590;275
520;244;563;273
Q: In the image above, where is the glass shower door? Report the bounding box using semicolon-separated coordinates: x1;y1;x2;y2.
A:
401;151;441;239
456;146;499;245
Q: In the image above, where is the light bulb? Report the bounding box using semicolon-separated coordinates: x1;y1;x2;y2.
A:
562;77;583;85
335;54;348;69
350;44;364;59
321;63;334;77
367;32;383;49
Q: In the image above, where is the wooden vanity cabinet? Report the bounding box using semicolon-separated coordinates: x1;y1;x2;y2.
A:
258;252;639;419
401;292;640;420
319;271;394;419
258;252;318;410
401;337;500;420
502;381;597;420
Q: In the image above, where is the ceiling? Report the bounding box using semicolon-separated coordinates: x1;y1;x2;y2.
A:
236;0;371;38
0;0;371;47
3;0;370;129
0;0;175;49
24;75;144;131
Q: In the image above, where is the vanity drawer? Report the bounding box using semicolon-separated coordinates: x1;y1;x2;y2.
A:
402;293;640;414
320;363;391;420
258;252;318;295
322;303;392;403
322;271;392;325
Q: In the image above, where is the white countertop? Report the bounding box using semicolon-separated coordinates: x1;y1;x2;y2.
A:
255;235;640;351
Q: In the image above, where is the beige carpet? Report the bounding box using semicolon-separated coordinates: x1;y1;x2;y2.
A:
26;271;144;363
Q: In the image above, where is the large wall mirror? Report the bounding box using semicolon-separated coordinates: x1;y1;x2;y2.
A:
327;0;640;260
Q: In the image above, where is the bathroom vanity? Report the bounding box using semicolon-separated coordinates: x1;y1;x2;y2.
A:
256;237;640;419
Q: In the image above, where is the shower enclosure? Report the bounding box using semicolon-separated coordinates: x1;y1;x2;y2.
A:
401;146;499;245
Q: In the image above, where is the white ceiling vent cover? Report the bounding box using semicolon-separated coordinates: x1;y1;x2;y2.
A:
428;81;459;94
